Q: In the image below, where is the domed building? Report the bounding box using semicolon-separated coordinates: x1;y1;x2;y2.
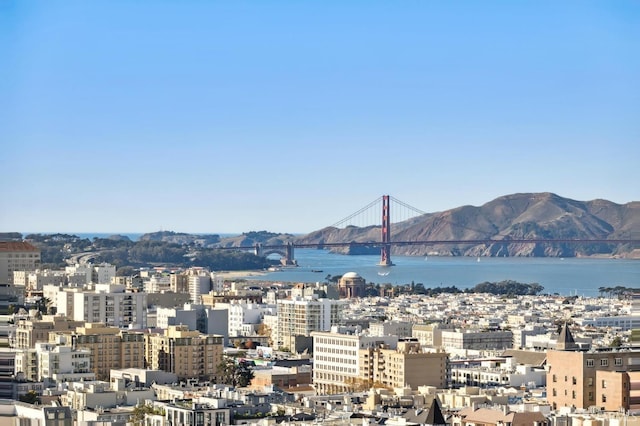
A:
338;272;366;299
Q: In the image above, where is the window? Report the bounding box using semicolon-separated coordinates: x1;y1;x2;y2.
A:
602;380;607;388
587;359;594;367
553;374;557;383
572;377;577;385
615;358;623;366
588;378;594;386
602;394;607;403
601;359;609;367
553;389;557;397
572;391;576;399
588;392;594;401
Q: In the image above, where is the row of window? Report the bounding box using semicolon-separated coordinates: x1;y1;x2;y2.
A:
585;358;623;367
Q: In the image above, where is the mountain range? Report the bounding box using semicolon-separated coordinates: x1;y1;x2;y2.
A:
212;193;639;258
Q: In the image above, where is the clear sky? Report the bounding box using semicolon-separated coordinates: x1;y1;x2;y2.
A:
1;1;638;234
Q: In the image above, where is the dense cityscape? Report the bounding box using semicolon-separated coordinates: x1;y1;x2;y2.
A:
0;236;639;425
3;1;638;425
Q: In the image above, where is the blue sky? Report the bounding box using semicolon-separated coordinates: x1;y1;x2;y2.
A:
1;1;638;234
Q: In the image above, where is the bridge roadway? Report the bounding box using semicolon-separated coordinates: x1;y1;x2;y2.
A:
219;238;640;251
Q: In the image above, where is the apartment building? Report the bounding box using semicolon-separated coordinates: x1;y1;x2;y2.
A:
69;284;147;329
311;329;398;395
546;323;640;410
56;323;145;380
13;270;65;293
277;297;346;351
362;340;449;390
213;302;272;337
144;325;223;380
369;320;413;338
0;241;40;285
412;322;454;348
441;329;514;351
36;336;94;383
12;315;83;350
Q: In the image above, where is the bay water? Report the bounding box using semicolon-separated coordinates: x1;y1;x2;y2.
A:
246;249;640;298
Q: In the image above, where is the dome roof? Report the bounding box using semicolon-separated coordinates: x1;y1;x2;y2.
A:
342;272;362;279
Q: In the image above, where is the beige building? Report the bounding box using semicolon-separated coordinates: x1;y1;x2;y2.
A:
144;325;223;380
547;323;640;410
412;322;453;348
0;241;40;285
361;340;449;390
12;315;83;350
52;323;145;380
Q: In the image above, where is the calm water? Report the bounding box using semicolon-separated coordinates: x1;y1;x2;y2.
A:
247;249;640;297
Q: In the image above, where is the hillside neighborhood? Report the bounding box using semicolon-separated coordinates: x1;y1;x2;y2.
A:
1;238;640;425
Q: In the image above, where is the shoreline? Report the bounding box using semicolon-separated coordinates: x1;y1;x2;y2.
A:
214;270;267;280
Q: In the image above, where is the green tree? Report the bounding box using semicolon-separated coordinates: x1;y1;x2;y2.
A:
131;404;165;426
19;390;39;404
610;335;623;348
216;357;255;388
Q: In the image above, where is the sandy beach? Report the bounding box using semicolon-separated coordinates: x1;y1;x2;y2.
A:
213;270;267;280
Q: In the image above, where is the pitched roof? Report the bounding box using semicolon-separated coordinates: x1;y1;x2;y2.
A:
502;349;547;367
0;241;39;252
557;322;578;351
460;407;548;426
401;396;446;425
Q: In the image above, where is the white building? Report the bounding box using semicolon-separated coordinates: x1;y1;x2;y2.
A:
312;328;398;395
449;357;546;388
369;320;413;338
13;270;65;292
276;296;346;350
145;274;171;293
188;273;211;303
36;337;94;383
65;264;94;285
213;302;272;337
92;263;116;284
70;284;147;329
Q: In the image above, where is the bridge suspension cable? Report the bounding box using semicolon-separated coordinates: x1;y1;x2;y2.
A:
330;197;382;229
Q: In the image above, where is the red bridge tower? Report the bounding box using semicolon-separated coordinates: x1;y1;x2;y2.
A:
379;195;393;266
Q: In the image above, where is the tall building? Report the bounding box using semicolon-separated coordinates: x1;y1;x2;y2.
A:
36;335;94;384
60;323;145;380
12;315;83;349
361;339;449;390
546;323;640;410
0;241;40;285
67;284;147;329
312;329;398;395
276;297;346;351
144;325;223;380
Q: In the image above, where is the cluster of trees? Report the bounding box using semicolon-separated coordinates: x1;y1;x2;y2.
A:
598;286;638;298
472;280;544;295
216;357;255;388
28;233;272;271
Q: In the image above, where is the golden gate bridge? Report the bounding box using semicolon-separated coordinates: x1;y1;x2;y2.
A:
218;195;640;266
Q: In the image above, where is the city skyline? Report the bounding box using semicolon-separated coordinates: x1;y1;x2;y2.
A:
2;1;638;233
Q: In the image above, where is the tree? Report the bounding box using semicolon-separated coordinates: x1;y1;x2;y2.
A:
19;390;39;404
131;403;165;426
216;357;255;388
610;335;623;348
35;297;53;315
